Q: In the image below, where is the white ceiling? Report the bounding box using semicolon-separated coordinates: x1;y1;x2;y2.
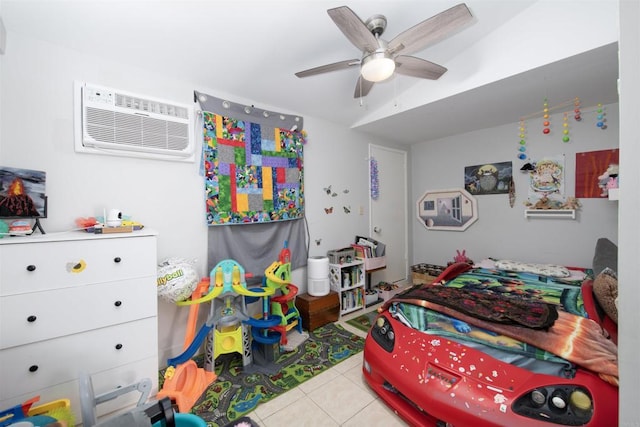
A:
0;0;619;144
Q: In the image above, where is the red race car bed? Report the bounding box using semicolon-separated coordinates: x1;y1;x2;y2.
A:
362;261;618;427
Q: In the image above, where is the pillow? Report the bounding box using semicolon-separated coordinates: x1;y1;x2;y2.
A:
494;259;571;278
593;267;618;324
593;237;618;276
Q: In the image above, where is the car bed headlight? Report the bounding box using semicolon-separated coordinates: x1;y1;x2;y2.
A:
371;315;395;352
513;385;593;425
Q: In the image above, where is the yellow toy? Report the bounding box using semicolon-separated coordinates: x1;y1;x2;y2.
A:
264;244;303;345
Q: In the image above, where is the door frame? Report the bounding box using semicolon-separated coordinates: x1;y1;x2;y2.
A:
368;143;409;283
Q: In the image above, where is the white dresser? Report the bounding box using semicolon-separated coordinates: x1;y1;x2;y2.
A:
0;230;159;423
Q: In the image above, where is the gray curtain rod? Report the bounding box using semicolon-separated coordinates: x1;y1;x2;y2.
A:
194;90;304;131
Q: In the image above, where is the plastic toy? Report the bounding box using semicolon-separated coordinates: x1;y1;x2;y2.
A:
173;260;282;366
158;279;217;413
0;396;39;427
79;371;206;426
263;243;303;345
157;360;216;414
597;164;618;197
157;258;200;303
160;259;284;412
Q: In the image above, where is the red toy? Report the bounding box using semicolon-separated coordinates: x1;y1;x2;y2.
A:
362;262;618;426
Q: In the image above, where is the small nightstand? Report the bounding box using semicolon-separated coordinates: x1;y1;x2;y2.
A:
295;292;340;331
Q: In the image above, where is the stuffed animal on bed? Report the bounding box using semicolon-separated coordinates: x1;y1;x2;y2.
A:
597;164;619;197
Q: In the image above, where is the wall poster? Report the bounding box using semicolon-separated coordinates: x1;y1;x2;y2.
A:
575;149;619;198
464;161;513;195
525;155;565;206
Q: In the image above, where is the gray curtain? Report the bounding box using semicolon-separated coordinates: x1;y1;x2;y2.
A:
207;218;308;279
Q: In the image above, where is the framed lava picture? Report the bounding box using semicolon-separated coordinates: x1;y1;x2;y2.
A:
0;166;47;219
416;188;478;231
464;161;513;195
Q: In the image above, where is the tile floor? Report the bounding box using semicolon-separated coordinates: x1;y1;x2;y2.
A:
243;306;409;427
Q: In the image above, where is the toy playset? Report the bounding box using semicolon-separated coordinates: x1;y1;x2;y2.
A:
157;244;304;413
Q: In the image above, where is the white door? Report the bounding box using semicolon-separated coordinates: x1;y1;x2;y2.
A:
369;144;408;285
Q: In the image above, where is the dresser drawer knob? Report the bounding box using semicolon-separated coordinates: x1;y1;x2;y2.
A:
114;257;122;263
114;300;122;307
115;343;123;350
29;365;39;372
27;315;37;322
26;265;37;272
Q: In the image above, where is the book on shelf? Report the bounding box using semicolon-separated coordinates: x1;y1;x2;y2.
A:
353;236;386;257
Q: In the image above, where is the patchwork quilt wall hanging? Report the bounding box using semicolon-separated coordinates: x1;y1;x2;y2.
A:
202;112;306;225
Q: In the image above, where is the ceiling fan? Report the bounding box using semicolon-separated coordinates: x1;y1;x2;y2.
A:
295;3;473;98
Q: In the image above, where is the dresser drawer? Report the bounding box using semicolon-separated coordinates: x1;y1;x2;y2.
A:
1;277;157;349
0;317;158;399
0;356;159;425
0;235;157;295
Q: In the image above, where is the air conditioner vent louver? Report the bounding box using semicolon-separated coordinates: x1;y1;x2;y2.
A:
74;82;194;162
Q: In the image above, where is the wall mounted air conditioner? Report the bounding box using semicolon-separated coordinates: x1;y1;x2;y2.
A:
74;81;195;162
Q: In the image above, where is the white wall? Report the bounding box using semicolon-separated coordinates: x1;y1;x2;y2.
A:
617;0;639;424
0;31;389;363
410;105;619;268
0;11;4;155
357;0;619;128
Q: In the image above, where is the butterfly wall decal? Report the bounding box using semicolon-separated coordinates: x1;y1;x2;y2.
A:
324;207;334;214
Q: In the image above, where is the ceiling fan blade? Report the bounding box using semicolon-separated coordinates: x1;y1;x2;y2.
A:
295;59;360;78
395;55;447;79
328;6;379;53
353;76;375;98
388;3;473;56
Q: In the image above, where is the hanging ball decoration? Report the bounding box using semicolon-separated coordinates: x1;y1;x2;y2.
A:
542;99;550;135
596;103;608;130
517;119;527;160
574;97;582;121
562;113;570;142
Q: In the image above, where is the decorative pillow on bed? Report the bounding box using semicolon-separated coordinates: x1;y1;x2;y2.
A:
494;259;571;278
593;267;618;324
593;237;618;276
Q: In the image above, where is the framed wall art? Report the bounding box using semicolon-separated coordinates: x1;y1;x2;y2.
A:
416;188;478;231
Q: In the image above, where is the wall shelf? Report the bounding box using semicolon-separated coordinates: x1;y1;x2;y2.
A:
524;209;576;219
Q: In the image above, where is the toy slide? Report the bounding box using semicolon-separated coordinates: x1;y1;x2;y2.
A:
182;279;210;350
176;272;225;306
265;261;288;285
157;360;216;413
167;323;214;367
246;315;282;345
167;279;213;367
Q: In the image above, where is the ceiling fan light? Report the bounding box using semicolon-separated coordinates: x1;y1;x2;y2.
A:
361;52;395;82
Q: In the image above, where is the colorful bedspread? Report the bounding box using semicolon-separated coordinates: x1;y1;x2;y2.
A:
387;268;618;385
